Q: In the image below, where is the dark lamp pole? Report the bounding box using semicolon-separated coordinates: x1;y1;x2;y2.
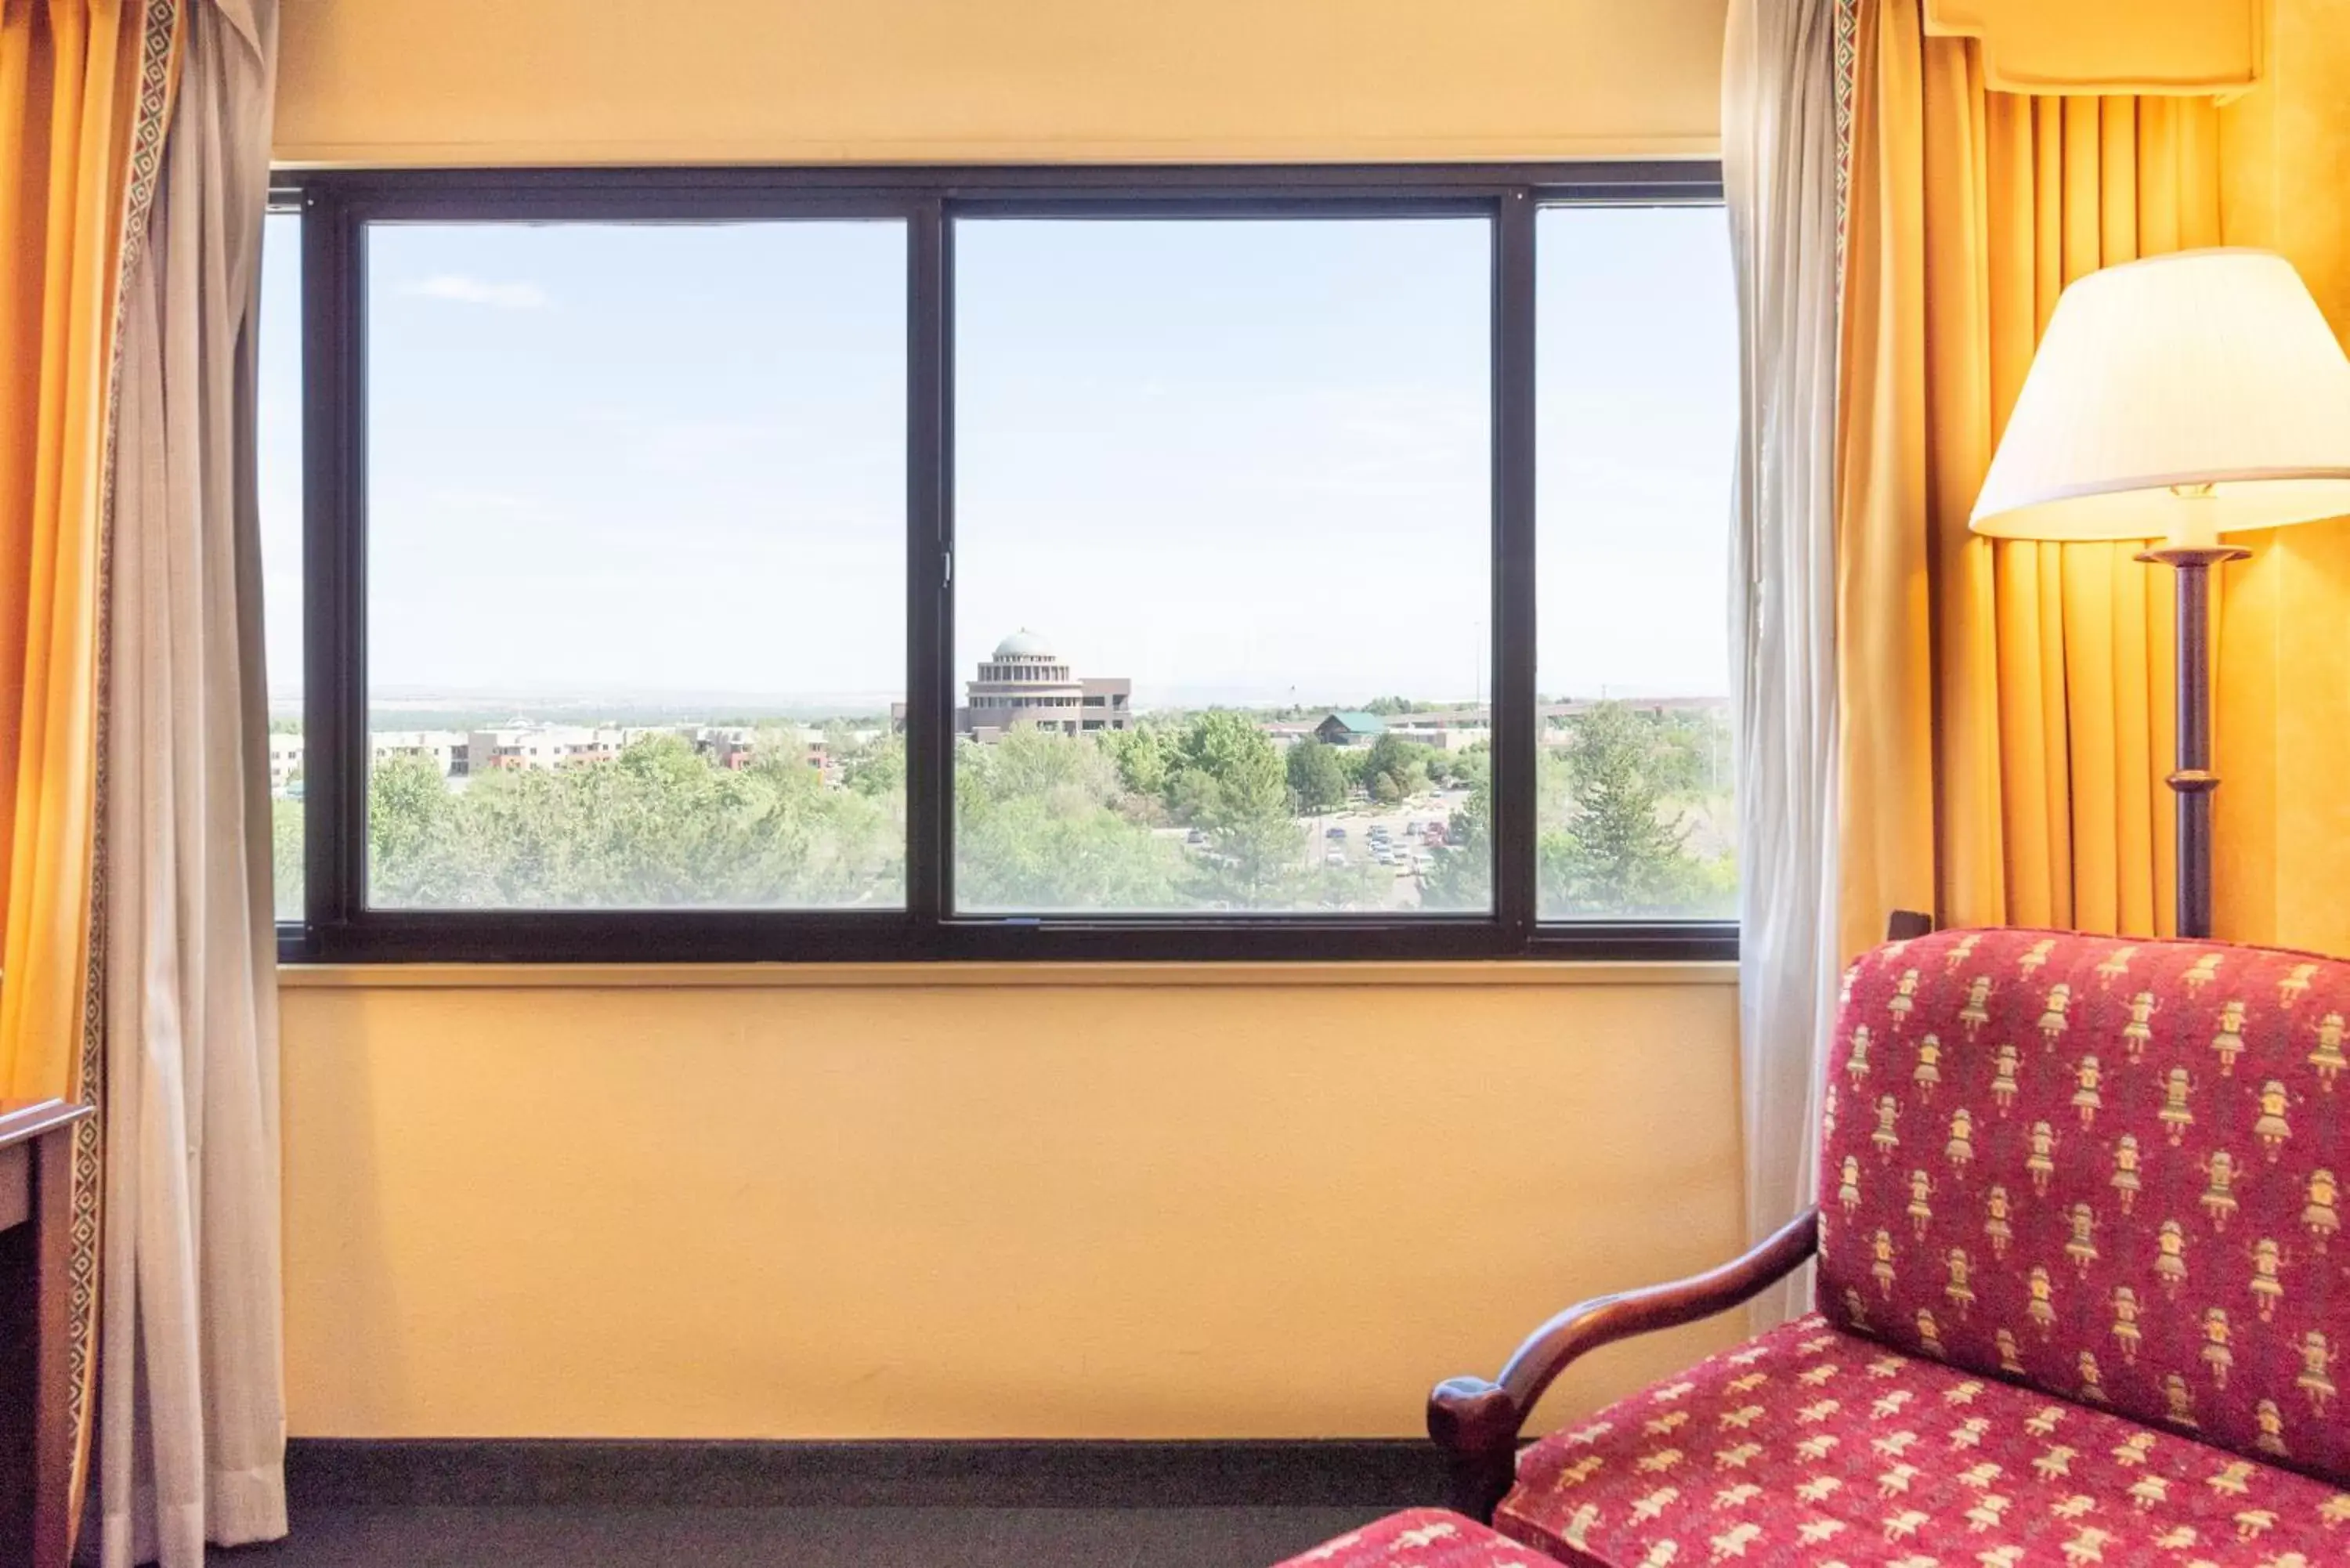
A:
2135;526;2249;941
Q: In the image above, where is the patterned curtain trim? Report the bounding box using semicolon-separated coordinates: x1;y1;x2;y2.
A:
1834;0;1859;294
67;0;185;1538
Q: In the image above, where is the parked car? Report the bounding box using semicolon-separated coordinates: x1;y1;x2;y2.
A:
1325;826;1347;840
1184;828;1208;845
1324;850;1347;868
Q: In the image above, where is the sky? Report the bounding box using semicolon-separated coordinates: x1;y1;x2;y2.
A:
256;204;1736;714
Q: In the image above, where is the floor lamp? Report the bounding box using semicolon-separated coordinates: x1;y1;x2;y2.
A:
1970;249;2350;940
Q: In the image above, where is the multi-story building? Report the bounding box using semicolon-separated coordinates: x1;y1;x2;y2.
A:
269;732;305;793
956;630;1131;741
466;724;629;771
374;729;474;777
273;720;905;793
686;724;759;771
684;724;877;778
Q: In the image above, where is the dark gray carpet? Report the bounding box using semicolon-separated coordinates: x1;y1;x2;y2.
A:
200;1505;1385;1566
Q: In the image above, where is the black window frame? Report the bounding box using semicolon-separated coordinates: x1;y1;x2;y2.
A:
275;162;1736;965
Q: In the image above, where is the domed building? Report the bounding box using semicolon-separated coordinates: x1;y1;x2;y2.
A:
958;630;1131;741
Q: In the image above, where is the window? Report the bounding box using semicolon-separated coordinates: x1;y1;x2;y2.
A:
360;219;906;911
260;210;303;921
953;217;1491;916
1535;207;1738;921
277;168;1735;963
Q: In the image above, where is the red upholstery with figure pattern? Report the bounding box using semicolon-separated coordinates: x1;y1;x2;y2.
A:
1496;1313;2350;1567
1817;928;2350;1484
1270;927;2350;1568
1270;1509;1554;1567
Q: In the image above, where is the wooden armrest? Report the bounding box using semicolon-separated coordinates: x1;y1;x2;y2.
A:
1425;1207;1818;1522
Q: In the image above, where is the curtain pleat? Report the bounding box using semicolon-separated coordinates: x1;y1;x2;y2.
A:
1838;0;2222;954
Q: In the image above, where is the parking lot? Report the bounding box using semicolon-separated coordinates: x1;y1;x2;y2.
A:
1304;786;1474;908
1152;786;1476;909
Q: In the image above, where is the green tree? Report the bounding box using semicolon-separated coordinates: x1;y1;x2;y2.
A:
1420;781;1490;912
1542;702;1723;917
1450;741;1491;799
1166;712;1300;905
1166;713;1285;824
1285;738;1347;814
844;733;905;798
272;797;304;922
955;731;1183;909
368;753;455;891
1106;723;1173;804
365;733;903;910
1358;732;1433;803
956;798;1188;909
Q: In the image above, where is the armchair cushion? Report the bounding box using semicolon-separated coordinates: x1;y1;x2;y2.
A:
1270;1508;1553;1567
1818;927;2350;1483
1498;1314;2350;1567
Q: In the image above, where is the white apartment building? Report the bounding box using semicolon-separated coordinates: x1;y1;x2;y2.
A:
466;725;630;771
266;721;890;796
376;730;473;776
269;732;305;792
269;728;472;793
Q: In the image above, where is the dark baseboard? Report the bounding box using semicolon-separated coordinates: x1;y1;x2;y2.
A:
285;1438;1448;1510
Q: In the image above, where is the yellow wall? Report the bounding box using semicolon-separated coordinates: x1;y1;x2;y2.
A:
2213;0;2350;956
269;0;1753;1442
281;963;1747;1438
272;0;1730;166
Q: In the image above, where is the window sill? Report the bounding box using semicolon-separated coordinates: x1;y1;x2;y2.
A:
277;957;1737;992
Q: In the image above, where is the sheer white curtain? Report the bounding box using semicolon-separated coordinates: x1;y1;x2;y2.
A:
99;2;287;1563
1722;0;1842;1328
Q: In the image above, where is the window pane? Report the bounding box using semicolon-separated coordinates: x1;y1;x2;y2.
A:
951;218;1493;916
261;210;304;921
1535;207;1737;921
363;222;907;909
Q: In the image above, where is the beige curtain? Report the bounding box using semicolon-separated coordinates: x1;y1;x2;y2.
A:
1723;0;1842;1328
1837;0;2221;959
98;1;284;1562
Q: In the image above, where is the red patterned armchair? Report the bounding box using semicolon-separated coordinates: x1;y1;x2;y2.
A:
1277;928;2350;1568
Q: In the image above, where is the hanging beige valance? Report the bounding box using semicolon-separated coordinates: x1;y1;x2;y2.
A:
1925;0;2265;96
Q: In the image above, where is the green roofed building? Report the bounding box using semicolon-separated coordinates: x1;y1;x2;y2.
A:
1314;711;1389;746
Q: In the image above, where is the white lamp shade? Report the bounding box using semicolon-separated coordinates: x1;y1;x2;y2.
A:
1970;248;2350;542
